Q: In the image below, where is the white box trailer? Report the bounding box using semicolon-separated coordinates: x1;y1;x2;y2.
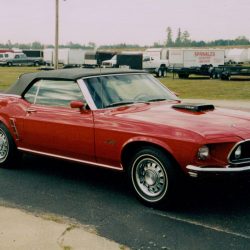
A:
43;48;94;66
144;48;168;60
225;48;248;64
167;48;225;67
182;50;225;67
248;48;250;63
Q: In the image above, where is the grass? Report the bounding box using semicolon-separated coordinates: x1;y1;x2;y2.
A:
160;74;250;100
0;67;249;100
0;66;38;90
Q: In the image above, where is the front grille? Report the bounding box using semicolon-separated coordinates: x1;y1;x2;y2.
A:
228;140;250;165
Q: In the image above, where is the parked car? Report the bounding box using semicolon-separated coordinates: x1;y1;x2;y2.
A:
1;68;250;206
4;53;44;66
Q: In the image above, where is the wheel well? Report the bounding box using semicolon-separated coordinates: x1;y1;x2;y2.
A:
121;141;180;172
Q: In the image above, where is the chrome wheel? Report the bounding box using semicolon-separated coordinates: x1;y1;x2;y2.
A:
0;129;9;163
131;153;168;203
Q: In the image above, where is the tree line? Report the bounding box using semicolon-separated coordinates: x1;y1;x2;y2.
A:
164;27;250;47
1;28;250;50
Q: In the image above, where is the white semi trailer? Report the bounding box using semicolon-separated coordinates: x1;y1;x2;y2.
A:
145;48;225;67
43;48;95;66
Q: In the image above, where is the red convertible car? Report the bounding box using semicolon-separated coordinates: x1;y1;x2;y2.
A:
0;68;249;205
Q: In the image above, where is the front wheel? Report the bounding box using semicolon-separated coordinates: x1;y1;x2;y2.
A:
129;147;178;205
157;68;167;78
0;123;20;168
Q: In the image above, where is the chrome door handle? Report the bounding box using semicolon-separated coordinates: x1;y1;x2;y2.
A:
26;108;37;113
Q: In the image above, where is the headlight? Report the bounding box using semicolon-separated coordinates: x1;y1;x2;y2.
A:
197;145;209;160
234;145;241;159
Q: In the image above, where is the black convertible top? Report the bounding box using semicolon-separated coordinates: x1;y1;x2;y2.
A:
5;68;143;96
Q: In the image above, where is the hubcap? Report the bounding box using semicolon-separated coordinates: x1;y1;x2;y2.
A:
133;155;168;200
0;130;9;163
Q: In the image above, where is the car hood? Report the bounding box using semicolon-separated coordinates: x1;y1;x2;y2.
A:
112;102;250;140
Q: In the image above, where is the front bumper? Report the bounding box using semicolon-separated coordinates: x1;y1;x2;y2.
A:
187;164;250;178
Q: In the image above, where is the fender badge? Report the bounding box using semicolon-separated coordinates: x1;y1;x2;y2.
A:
105;139;117;145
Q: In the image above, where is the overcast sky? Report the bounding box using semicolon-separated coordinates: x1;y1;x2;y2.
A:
1;0;249;46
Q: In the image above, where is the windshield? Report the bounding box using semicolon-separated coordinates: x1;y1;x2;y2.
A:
84;73;178;109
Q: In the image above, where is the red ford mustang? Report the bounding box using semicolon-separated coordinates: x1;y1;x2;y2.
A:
0;68;249;205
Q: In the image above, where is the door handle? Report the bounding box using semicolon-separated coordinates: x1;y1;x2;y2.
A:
26;108;37;114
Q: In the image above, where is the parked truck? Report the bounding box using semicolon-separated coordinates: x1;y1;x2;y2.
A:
101;52;169;77
3;53;44;66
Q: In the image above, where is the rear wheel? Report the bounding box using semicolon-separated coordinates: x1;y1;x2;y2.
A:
0;123;20;168
129;147;178;206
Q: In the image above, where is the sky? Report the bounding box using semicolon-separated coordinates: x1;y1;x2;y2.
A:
1;0;250;46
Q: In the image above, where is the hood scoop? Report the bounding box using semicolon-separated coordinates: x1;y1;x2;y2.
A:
172;103;215;112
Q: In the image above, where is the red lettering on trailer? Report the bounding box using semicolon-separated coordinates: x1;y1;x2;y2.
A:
194;52;215;57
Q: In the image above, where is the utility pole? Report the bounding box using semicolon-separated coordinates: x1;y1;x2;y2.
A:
54;0;59;69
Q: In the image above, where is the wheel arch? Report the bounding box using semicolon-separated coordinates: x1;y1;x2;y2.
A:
0;117;11;130
121;139;180;172
0;117;17;141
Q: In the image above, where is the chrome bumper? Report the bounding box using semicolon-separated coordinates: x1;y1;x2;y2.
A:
186;165;250;178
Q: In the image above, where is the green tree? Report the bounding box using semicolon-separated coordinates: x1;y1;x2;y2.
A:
181;31;191;46
175;28;182;46
31;41;43;49
165;27;173;47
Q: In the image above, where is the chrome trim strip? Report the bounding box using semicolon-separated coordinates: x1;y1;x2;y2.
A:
227;139;250;165
187;164;250;173
0;93;21;98
18;147;123;171
77;79;97;110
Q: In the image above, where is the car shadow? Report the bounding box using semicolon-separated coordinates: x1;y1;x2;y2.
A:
15;153;250;215
162;177;250;215
17;153;130;195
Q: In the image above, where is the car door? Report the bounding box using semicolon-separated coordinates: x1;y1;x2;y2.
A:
19;79;95;162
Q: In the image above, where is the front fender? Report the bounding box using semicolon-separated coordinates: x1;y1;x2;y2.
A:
121;135;175;159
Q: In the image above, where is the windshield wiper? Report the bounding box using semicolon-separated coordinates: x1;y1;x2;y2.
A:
105;100;148;108
147;98;167;102
105;101;136;108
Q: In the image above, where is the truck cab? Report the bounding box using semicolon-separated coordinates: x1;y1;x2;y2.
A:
142;55;169;77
